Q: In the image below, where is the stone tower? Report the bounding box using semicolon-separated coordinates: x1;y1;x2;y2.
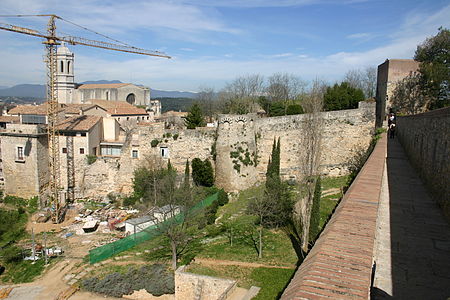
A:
215;114;258;192
56;42;75;104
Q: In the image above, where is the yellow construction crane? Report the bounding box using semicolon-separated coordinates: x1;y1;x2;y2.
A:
0;14;170;223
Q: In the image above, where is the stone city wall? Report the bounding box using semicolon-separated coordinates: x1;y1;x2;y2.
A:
396;107;450;219
0;102;376;200
216;102;376;191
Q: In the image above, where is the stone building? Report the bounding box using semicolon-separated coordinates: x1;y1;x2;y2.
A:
375;59;419;127
55;43;155;109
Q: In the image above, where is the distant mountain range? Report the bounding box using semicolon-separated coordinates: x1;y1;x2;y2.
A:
0;80;198;99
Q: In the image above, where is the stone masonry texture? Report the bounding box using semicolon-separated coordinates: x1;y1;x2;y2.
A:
395;107;450;221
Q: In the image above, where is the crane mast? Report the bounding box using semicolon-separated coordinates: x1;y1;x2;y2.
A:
43;15;62;223
0;15;170;223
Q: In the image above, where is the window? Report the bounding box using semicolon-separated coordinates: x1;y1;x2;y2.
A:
106;91;109;100
132;149;138;158
101;145;121;156
17;146;24;161
60;61;64;73
79;148;85;154
67;61;70;73
160;147;169;158
62;147;67;154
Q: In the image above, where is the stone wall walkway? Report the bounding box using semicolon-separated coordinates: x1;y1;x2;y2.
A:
372;137;450;299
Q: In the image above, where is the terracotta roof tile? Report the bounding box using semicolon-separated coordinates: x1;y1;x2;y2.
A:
89;100;147;116
7;103;64;115
56;115;101;132
62;104;96;114
0;116;19;123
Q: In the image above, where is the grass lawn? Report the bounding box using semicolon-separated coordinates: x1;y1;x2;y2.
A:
319;175;348;230
0;259;46;283
187;263;295;300
196;229;297;267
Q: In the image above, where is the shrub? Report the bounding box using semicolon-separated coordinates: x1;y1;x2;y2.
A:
173;133;179;140
123;196;137;207
86;155;97;165
82;264;174;297
286;104;304;115
151;139;159;147
191;158;214;187
217;189;229;206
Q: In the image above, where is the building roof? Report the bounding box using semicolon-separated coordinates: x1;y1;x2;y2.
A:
62;104;96;114
7;103;65;116
89;99;148;116
0;116;19;123
8;104;47;115
125;215;156;226
77;83;131;89
56;115;101;132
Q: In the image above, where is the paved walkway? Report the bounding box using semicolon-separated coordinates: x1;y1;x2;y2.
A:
373;137;450;299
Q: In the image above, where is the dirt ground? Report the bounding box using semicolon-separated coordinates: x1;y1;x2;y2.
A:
2;259;119;300
2;208;125;299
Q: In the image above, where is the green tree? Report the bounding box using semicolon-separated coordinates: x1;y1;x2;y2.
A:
183;159;190;189
286;104;304;115
185;103;205;129
191;158;214;187
414;27;450;109
308;176;321;243
323;82;365;111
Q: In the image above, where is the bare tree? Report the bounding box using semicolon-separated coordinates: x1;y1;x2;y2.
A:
151;163;196;270
219;74;264;114
267;73;307;114
298;78;325;251
197;86;216;123
363;66;377;98
344;66;377;98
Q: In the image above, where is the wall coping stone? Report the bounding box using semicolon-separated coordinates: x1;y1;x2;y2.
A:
281;134;387;299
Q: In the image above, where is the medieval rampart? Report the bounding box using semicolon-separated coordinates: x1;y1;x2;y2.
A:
396;107;450;219
0;102;375;200
216;102;376;191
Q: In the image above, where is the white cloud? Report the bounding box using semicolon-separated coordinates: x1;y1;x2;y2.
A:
0;2;449;91
346;33;371;39
0;0;240;35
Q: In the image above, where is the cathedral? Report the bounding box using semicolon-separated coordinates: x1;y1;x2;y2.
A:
55;43;152;107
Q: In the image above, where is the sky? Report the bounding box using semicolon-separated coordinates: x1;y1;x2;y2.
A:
0;0;449;92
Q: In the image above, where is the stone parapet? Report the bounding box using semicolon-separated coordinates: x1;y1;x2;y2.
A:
396;107;450;220
281;135;387;299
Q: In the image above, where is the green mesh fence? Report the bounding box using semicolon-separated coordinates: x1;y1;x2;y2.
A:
89;192;218;264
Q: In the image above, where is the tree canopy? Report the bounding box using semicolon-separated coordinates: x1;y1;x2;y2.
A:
185;103;205;129
324;82;365;111
414;27;450;109
191;158;214;187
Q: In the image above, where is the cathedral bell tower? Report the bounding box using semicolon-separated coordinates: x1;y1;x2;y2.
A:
56;42;75;104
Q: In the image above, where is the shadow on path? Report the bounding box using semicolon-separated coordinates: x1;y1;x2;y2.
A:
376;137;450;299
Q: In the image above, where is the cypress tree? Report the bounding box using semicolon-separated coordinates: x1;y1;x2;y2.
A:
184;159;190;188
309;176;322;243
266;138;281;195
